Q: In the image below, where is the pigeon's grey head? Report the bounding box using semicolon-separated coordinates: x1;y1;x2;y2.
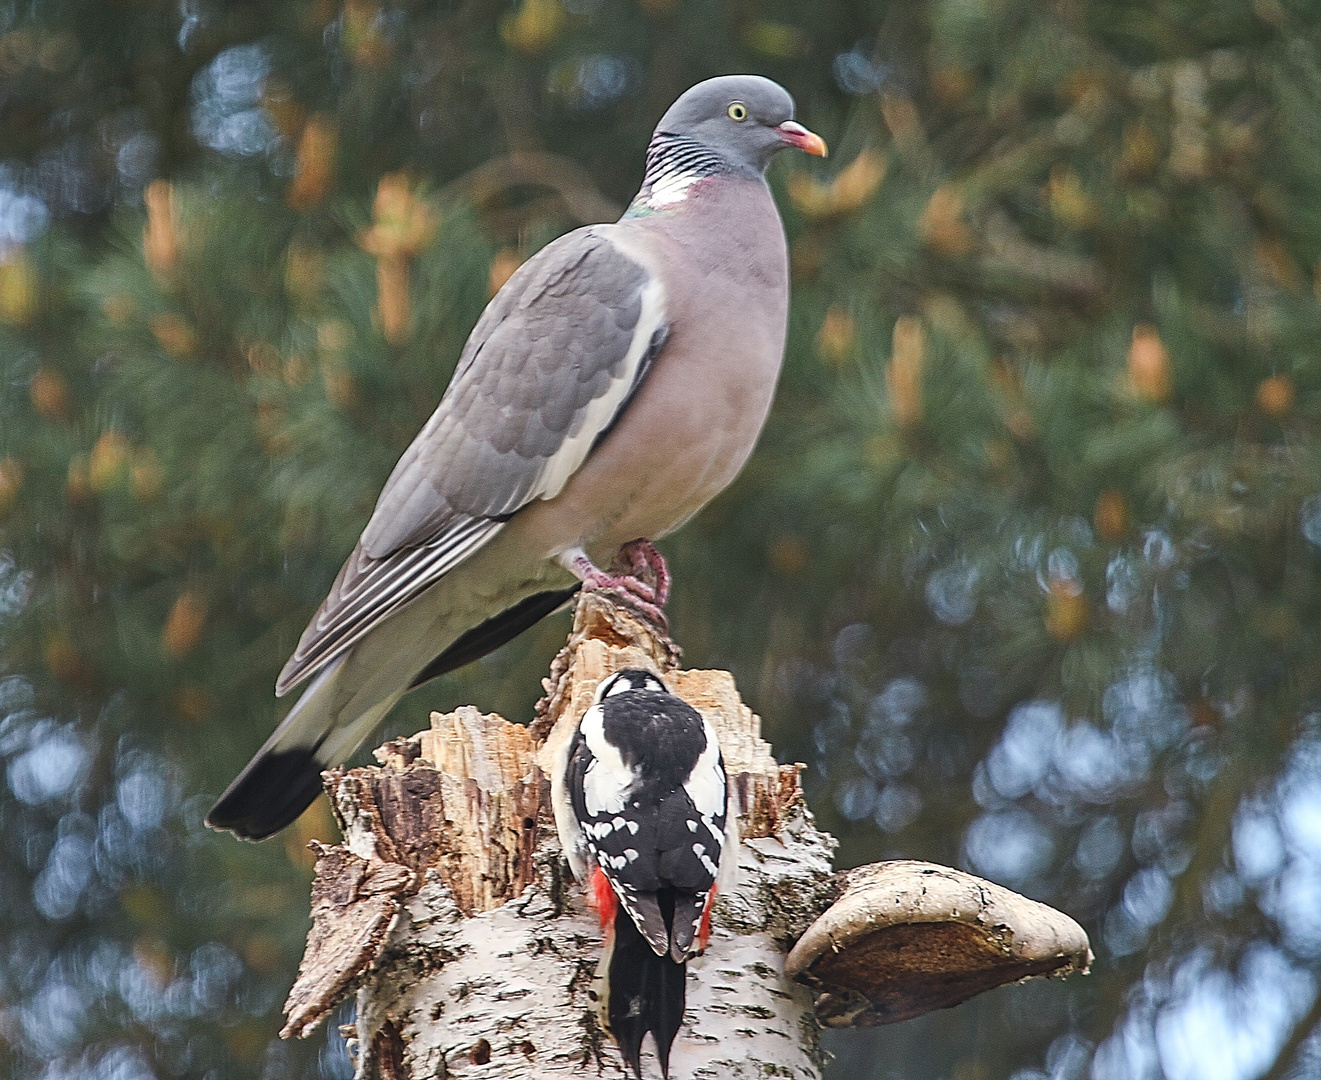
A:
654;75;827;175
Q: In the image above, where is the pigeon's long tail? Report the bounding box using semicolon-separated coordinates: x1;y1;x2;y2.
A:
606;902;687;1079
207;586;580;842
205;655;401;841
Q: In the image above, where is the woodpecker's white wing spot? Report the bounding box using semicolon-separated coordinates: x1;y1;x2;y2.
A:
624;849;639;862
686;819;697;832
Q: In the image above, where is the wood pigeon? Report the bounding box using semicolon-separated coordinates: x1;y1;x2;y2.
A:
207;74;827;840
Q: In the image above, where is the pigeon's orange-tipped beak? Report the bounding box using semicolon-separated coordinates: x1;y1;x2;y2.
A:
777;120;828;157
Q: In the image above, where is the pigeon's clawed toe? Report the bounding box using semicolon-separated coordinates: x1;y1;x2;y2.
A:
562;545;670;632
613;539;671;607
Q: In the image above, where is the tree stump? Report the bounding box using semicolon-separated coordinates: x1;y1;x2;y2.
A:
279;594;1091;1079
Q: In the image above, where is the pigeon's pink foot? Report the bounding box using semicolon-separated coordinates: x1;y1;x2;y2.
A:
561;544;669;631
613;539;671;607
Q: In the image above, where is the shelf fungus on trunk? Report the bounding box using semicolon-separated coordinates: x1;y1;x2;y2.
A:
784;860;1093;1028
278;593;1090;1079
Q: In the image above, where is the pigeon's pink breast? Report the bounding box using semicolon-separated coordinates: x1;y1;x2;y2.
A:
519;175;790;562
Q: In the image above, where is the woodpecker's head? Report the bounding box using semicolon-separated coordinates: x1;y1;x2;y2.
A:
592;669;669;703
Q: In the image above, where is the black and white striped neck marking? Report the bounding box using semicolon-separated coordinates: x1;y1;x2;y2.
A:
629;133;732;213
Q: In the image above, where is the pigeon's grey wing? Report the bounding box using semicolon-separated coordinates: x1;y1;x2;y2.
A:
276;228;668;696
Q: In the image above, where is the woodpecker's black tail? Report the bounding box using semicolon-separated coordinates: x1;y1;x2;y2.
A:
608;903;687;1078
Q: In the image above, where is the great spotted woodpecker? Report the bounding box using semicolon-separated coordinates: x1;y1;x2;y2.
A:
551;669;735;1078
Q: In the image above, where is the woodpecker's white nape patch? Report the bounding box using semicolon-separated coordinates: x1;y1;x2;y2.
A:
597;669;667;700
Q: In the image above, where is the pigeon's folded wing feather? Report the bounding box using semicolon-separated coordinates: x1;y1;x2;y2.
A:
276;228;667;696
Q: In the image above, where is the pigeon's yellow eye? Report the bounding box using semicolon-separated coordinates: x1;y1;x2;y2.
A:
727;102;748;122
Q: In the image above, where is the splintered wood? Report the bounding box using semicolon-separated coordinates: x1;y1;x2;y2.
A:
282;706;546;1040
280;592;1090;1079
362;708;544;915
282;846;414;1039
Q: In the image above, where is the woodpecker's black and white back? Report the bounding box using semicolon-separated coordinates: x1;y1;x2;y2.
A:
551;668;734;1078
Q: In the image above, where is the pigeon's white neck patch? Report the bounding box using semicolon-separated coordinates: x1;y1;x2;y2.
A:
639;170;704;209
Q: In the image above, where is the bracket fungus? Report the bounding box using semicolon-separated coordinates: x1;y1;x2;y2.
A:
786;860;1093;1028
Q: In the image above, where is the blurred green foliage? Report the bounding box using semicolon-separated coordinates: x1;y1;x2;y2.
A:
4;0;1321;1078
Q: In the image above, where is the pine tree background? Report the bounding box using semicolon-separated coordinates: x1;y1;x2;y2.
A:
4;0;1321;1077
